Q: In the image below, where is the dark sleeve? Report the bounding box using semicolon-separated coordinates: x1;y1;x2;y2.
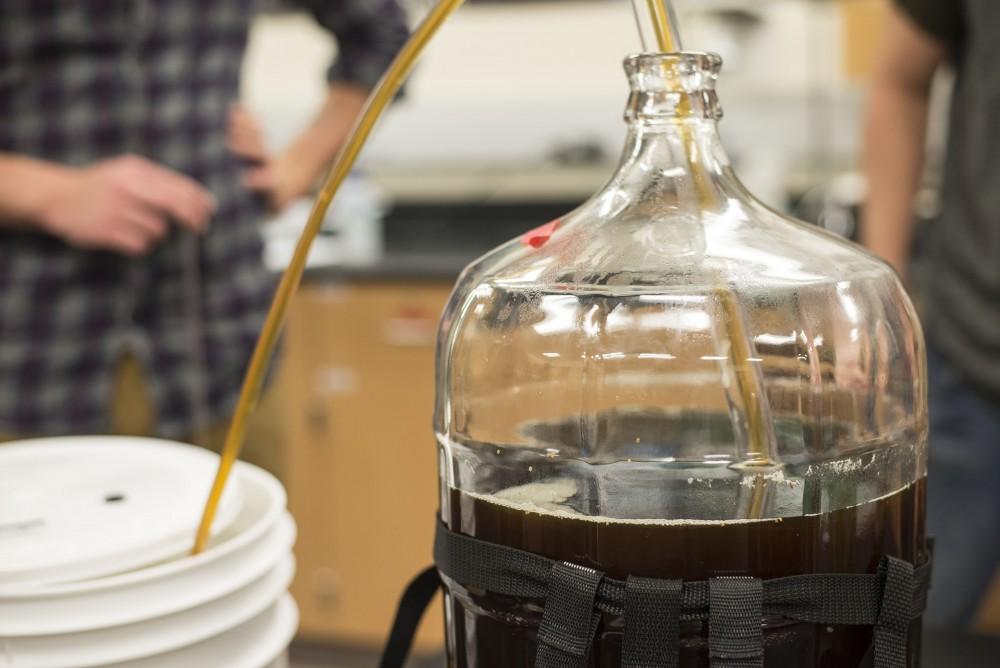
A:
894;0;965;48
296;0;410;90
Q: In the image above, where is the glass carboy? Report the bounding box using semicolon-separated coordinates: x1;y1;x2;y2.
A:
434;52;928;667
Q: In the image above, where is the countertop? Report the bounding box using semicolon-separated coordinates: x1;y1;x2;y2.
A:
302;251;475;283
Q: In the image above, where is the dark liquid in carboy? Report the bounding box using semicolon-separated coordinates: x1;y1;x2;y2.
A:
443;479;926;667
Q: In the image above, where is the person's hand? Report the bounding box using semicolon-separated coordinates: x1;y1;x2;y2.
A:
40;155;216;256
227;104;313;212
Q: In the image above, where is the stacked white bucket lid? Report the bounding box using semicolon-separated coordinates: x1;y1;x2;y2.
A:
0;437;297;668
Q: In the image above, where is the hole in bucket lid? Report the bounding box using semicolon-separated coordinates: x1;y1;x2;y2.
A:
104;493;126;504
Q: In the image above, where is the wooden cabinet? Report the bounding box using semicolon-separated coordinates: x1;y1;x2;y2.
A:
839;0;887;81
280;280;452;654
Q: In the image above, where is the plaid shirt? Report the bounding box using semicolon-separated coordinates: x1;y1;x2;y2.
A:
0;0;409;438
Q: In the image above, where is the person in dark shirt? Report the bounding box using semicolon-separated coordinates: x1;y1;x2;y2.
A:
864;0;1000;630
0;2;409;472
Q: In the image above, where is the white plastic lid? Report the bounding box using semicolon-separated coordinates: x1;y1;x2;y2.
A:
0;437;243;590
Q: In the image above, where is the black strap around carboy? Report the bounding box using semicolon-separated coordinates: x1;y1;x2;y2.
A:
380;520;932;668
378;565;442;668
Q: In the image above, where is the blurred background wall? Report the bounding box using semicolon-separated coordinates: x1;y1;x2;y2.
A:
243;0;923;254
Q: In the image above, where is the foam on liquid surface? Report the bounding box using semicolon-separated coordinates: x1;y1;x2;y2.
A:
469;477;916;527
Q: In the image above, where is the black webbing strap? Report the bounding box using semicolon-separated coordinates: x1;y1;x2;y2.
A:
623;576;682;668
874;557;916;667
709;578;763;668
434;512;552;600
535;562;604;668
429;520;931;668
378;566;441;668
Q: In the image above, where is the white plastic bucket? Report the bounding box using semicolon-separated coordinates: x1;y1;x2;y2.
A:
0;438;298;668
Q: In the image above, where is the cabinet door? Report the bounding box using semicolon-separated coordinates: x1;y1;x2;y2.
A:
283;281;451;652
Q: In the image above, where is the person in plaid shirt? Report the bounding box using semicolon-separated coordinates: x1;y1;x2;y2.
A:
0;1;409;473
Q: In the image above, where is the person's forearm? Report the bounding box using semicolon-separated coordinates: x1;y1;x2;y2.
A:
276;82;368;201
862;78;932;278
0;154;74;230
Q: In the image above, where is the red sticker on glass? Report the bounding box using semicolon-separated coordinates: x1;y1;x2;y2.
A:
521;219;561;248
